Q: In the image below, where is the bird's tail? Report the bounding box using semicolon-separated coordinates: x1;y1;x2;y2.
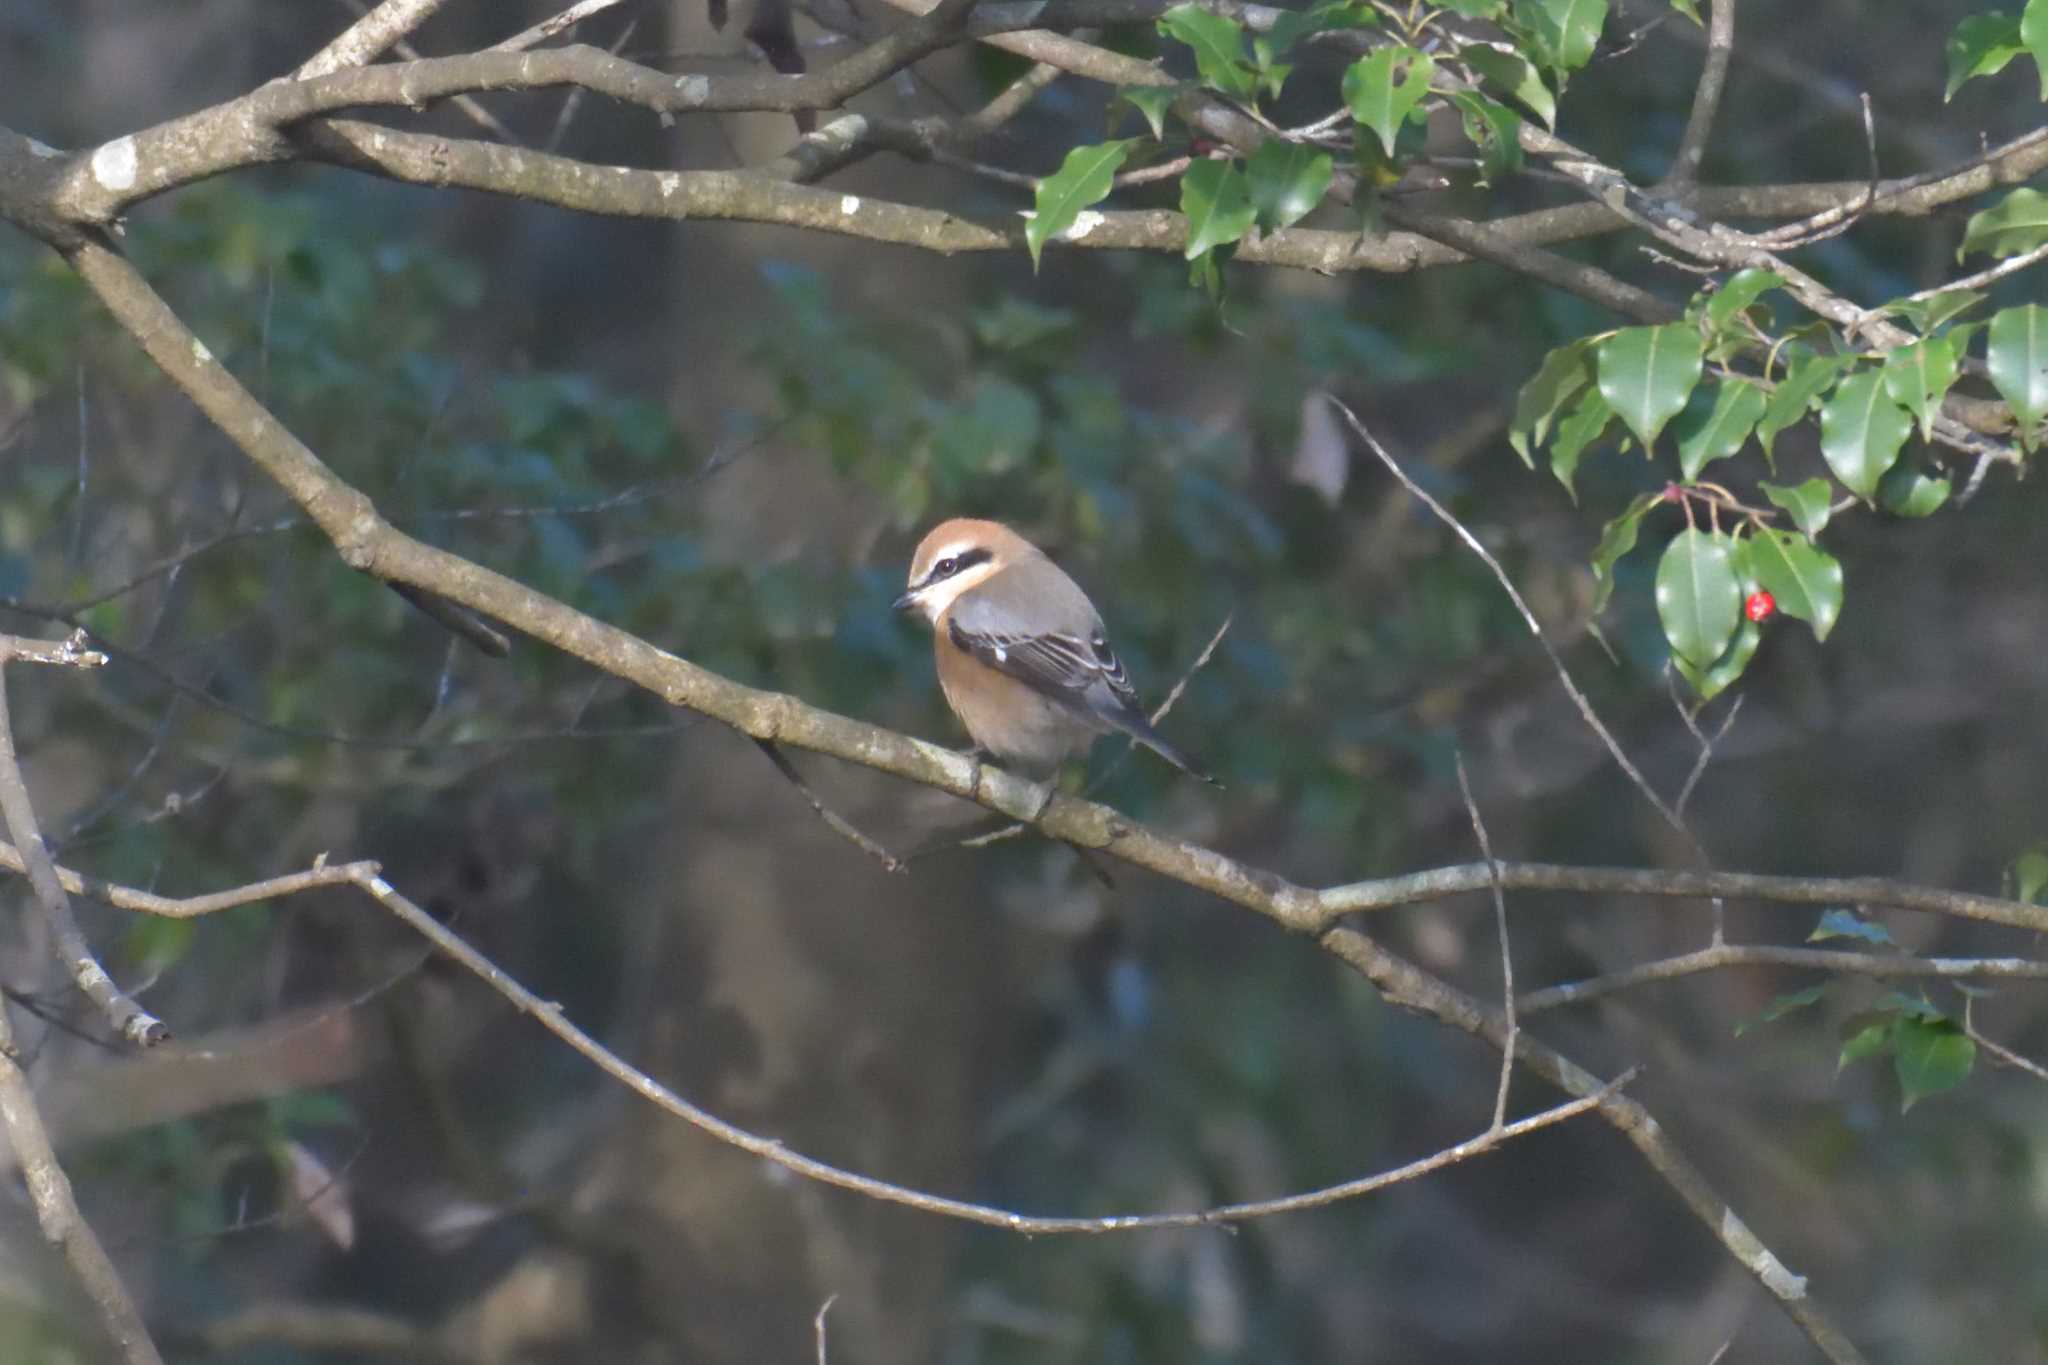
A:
1115;710;1219;785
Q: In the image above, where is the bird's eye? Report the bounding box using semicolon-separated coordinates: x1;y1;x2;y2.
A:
933;556;959;577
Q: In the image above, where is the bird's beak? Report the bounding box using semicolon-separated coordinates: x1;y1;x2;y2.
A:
891;589;920;614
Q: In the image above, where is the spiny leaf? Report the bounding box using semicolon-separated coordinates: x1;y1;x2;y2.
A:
1158;5;1258;99
1179;158;1257;260
1343;45;1436;158
1245;141;1333;230
1944;11;2025;99
1025;140;1135;269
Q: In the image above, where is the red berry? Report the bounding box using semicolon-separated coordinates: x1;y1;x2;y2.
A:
1745;590;1776;623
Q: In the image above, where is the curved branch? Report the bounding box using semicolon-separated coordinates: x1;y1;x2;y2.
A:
1521;946;2048;1014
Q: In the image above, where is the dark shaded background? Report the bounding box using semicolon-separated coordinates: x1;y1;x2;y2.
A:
1;1;2045;1361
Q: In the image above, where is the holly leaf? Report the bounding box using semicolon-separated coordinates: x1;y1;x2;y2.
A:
1757;351;1847;460
1944;11;2026;99
1818;370;1911;498
1025;140;1135;269
1657;528;1742;668
1880;336;1960;442
1672;377;1766;480
1461;44;1556;127
1343;45;1436;158
1158;5;1258;100
1521;0;1609;74
1894;1015;1975;1111
1734;984;1826;1036
1548;386;1613;500
1760;478;1834;539
1245;141;1333;230
1180;157;1257;260
1597;324;1704;447
1748;526;1843;641
1508;339;1595;465
1809;908;1895;945
1986;303;2048;450
1703;268;1785;334
1957;187;2048;260
1875;463;1952;518
1264;1;1378;56
1118;85;1180;139
1588;490;1658;614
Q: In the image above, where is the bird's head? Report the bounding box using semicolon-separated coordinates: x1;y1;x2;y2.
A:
893;518;1026;621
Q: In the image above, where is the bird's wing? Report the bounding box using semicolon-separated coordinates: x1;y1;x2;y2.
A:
946;573;1141;716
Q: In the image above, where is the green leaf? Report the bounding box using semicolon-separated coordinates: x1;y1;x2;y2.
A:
1944;11;2025;99
1263;1;1378;56
2025;0;2048;98
2009;843;2048;903
1656;528;1742;668
1757;351;1847;460
1547;386;1613;499
1839;1017;1892;1070
1986;303;2048;449
1437;0;1508;15
1522;0;1609;73
1748;526;1843;641
1508;339;1594;465
1343;45;1437;158
1809;908;1895;946
1957;187;2048;260
1735;984;1826;1036
1761;479;1833;539
1818;370;1910;498
1461;44;1556;127
1884;288;1985;335
1158;5;1258;99
1588;490;1658;613
1666;0;1702;22
1446;90;1523;183
1117;85;1180;139
1672;377;1766;480
1245;141;1333;230
1673;615;1759;701
1703;268;1785;334
1879;336;1960;442
1893;1016;1975;1111
1596;324;1704;447
1179;158;1258;260
1875;463;1952;518
1025;140;1135;269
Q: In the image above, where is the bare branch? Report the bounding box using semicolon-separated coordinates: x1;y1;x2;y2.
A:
754;739;905;871
1521;945;2048;1015
0;1002;164;1364
296;0;457;78
0;634;166;1047
1455;752;1517;1134
1664;0;1736;188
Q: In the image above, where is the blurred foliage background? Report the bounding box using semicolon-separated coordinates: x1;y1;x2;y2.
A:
1;1;2046;1361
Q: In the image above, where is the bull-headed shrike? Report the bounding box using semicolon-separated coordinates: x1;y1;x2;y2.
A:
894;518;1213;787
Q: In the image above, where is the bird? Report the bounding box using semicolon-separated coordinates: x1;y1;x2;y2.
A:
894;518;1214;788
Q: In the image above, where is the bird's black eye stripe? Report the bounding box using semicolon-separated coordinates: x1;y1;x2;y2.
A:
924;546;991;586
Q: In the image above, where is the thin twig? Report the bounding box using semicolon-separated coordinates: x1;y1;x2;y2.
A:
815;1295;838;1365
1963;999;2048;1084
754;739;904;872
1324;396;1705;860
0;635;166;1046
297;0;456;77
1519;945;2048;1014
1456;752;1516;1134
0;1000;164;1363
492;0;639;53
1662;0;1735;187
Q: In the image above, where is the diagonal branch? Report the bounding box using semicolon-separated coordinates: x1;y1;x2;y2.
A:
0;634;167;1047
